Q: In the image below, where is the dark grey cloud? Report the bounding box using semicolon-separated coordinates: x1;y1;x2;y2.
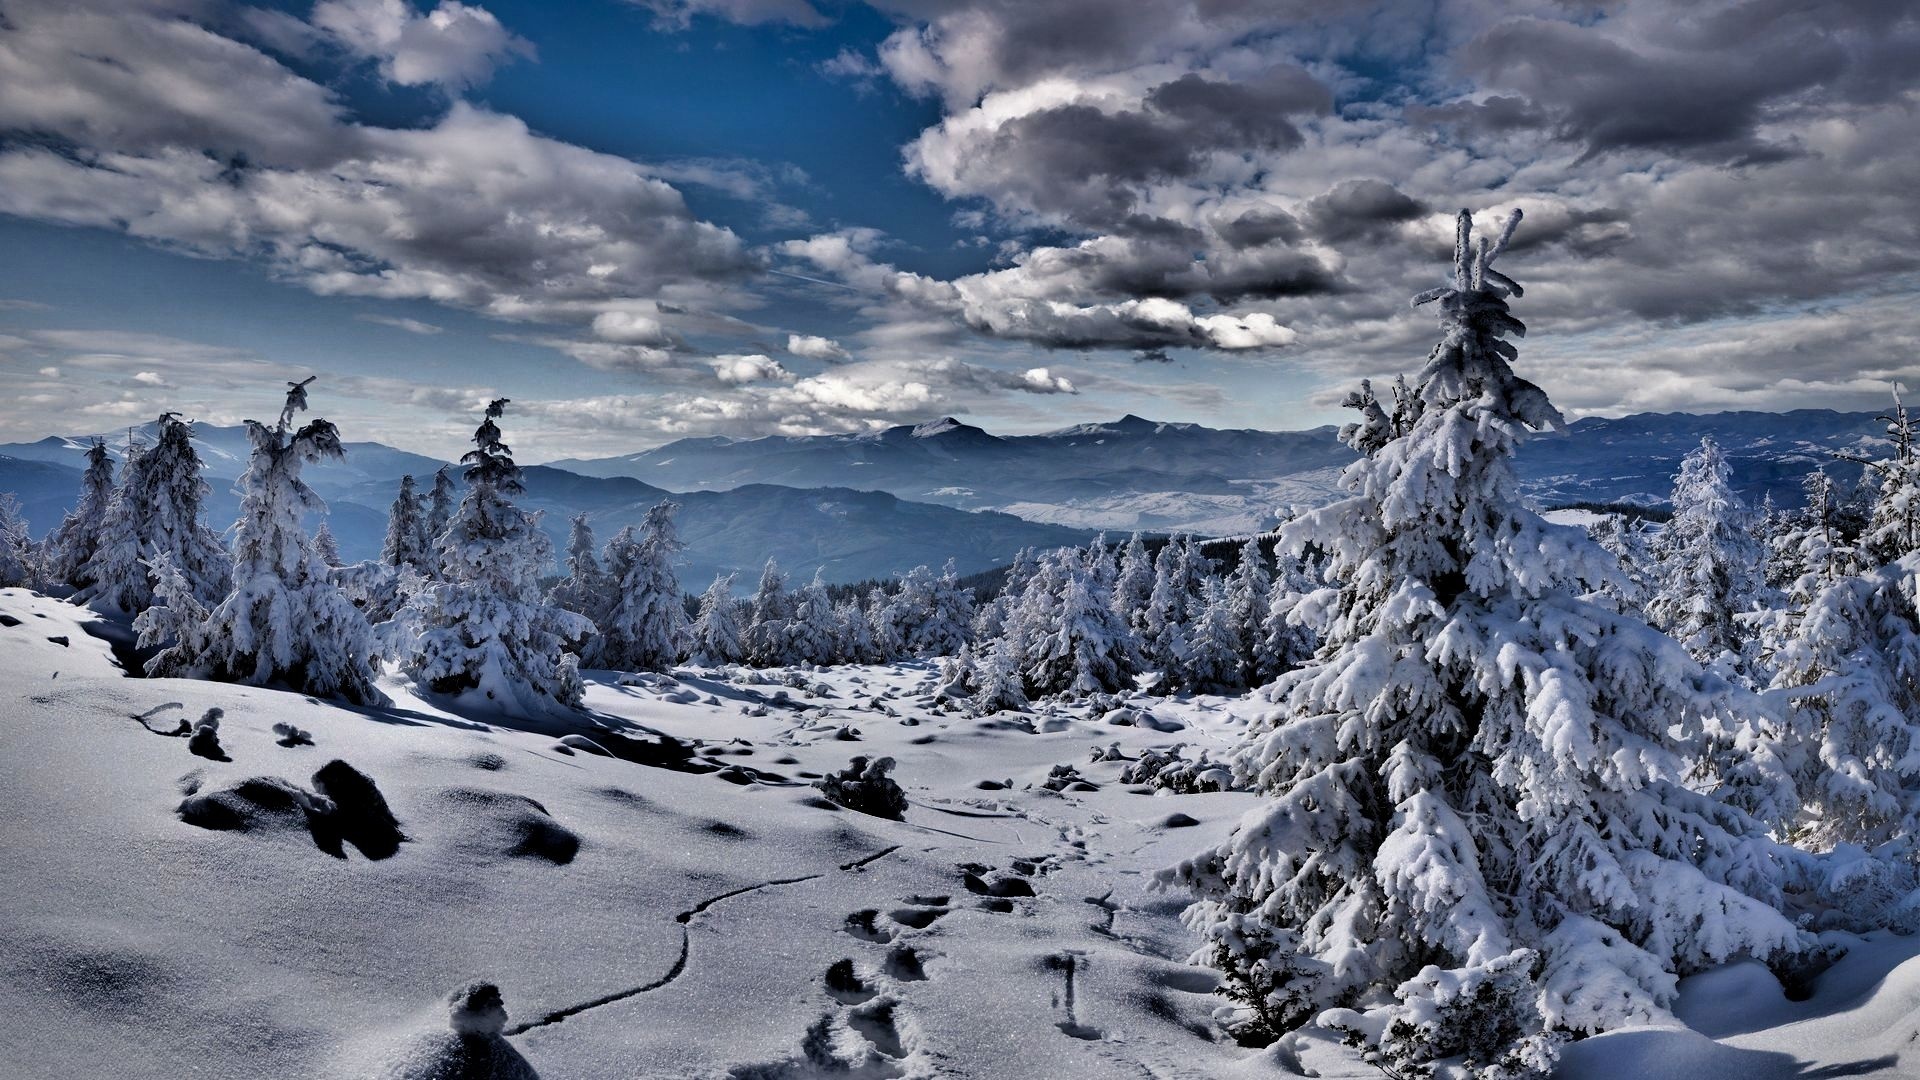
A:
1304;179;1426;243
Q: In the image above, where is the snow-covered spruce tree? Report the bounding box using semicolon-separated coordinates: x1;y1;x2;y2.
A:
1226;536;1270;681
1022;551;1138;699
1647;437;1764;665
403;400;590;713
788;568;839;665
147;378;382;704
547;512;611;626
1183;575;1244;691
43;439;115;590
902;559;973;657
0;493;33;588
1112;532;1154;629
79;414;230;612
381;474;434;573
690;573;745;665
865;585;905;661
1856;388;1920;569
746;558;793;666
313;520;344;568
133;550;208;653
1588;513;1655;616
1255;545;1320;683
1141;537;1195;676
593;502;689;672
1159;210;1802;1072
425;465;456;577
835;598;877;664
968;639;1030;714
1765;554;1920;857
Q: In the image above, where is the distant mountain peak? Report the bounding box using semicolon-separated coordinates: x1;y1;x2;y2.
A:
911;417;973;438
1113;413;1158;430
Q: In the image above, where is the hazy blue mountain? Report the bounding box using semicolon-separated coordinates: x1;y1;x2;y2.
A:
1;408;1897;589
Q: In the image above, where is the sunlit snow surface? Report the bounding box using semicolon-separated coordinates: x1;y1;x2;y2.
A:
3;586;1916;1079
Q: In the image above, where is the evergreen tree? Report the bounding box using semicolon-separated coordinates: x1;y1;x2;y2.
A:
865;585;904;661
746;558;792;666
689;573;746;665
1112;532;1155;635
789;568;839;665
1226;536;1270;678
1160;210;1802;1069
1183;575;1243;691
382;474;433;573
147;378;382;704
1589;513;1655;615
1766;557;1920;854
1647;437;1763;665
1255;547;1319;683
313;520;344;568
0;493;32;588
403;400;590;713
835;599;876;664
425;465;457;576
593;502;689;672
1022;555;1135;699
1142;538;1198;682
44;439;115;590
1858;387;1920;568
79;414;229;612
969;640;1030;715
902;559;973;657
547;512;611;626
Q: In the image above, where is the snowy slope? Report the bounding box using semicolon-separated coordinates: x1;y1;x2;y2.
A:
6;587;1920;1078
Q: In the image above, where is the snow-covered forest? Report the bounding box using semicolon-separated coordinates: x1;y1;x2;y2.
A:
11;210;1920;1080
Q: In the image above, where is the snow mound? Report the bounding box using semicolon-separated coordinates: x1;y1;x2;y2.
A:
366;982;540;1080
430;788;580;865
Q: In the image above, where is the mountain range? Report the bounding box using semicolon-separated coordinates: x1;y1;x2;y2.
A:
0;407;1894;586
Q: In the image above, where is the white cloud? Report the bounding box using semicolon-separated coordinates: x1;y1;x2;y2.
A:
311;0;532;89
357;313;444;335
710;353;794;384
786;333;851;362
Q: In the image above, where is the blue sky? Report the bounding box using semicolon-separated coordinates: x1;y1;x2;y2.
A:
0;0;1916;460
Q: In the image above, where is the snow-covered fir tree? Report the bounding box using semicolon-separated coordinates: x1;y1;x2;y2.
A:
79;414;229;612
746;558;792;666
1019;551;1137;699
313;520;343;568
133;550;207;655
403;400;589;714
147;378;382;704
1182;576;1243;691
1647;436;1764;665
689;573;745;665
593;502;688;672
1589;512;1655;616
1225;537;1270;680
834;598;876;664
1160;210;1803;1073
43;439;115;590
1858;387;1920;569
1112;533;1155;633
968;640;1030;715
0;493;32;588
866;585;904;660
547;512;611;627
788;568;839;665
1765;555;1920;855
1142;538;1197;675
425;465;456;576
381;474;434;573
1254;545;1320;684
898;560;973;657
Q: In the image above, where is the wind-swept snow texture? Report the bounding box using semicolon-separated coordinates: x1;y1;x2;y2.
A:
3;584;1918;1078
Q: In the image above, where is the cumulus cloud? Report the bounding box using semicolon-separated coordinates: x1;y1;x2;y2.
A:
710;353;795;384
787;334;852;362
311;0;532;89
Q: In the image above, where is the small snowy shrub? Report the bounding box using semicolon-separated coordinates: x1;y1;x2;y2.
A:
815;755;908;819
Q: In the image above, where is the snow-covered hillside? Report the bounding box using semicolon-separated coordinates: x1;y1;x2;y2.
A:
6;586;1920;1079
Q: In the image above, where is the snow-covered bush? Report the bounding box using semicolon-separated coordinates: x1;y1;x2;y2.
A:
815;755;908;819
1158;209;1804;1071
